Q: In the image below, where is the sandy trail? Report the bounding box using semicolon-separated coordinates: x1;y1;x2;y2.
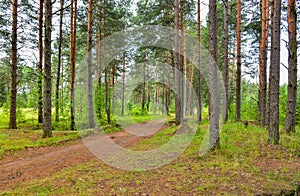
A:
0;120;168;191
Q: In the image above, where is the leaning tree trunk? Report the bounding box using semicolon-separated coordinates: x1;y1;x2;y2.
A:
55;0;64;122
223;0;229;123
37;0;44;124
285;0;297;133
268;0;281;144
208;0;220;149
43;0;53;138
259;0;269;127
236;0;242;122
9;0;18;129
87;0;94;128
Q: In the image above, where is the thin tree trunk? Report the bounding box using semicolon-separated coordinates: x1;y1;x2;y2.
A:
197;0;202;122
43;0;53;138
223;0;229;123
208;0;220;149
188;65;194;116
142;51;146;112
9;0;18;129
236;0;242;122
285;0;297;133
268;0;281;144
121;52;125;115
55;0;64;122
96;0;103;119
267;0;274;127
70;0;77;130
87;0;94;128
174;0;181;125
37;0;44;124
180;0;186;119
105;67;111;124
259;0;268;127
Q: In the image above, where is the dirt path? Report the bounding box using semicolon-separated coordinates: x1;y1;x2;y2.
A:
0;120;169;191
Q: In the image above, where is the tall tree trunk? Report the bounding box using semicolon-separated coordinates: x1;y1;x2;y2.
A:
87;0;94;128
197;0;202;122
55;0;64;122
188;66;194;116
70;0;77;130
268;0;281;144
208;0;220;149
180;0;186;119
121;52;125;115
96;0;103;119
142;51;146;112
105;67;111;124
236;0;242;122
223;0;229;123
285;0;297;133
259;0;269;127
9;0;18;129
267;0;275;127
174;0;181;125
37;0;44;124
43;0;53;138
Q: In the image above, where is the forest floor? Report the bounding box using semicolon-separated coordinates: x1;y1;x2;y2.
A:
0;120;169;191
0;120;300;195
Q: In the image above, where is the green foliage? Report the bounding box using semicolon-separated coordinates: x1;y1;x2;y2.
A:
279;85;287;126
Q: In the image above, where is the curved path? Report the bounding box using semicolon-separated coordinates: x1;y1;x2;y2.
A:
0;120;169;191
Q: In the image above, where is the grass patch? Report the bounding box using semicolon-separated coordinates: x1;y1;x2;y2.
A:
2;122;300;195
0;129;80;158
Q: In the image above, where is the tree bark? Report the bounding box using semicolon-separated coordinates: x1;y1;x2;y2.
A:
87;0;94;128
70;0;77;130
55;0;64;122
236;0;242;122
37;0;44;124
96;0;103;119
174;0;181;125
121;52;125;115
197;0;202;122
9;0;18;129
267;0;275;127
259;0;269;127
223;0;229;123
180;0;186;119
208;0;220;149
285;0;297;133
268;0;281;144
142;51;146;112
43;0;53;138
105;67;111;124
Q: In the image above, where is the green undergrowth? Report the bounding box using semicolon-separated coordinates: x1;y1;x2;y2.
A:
2;122;300;195
0;129;80;158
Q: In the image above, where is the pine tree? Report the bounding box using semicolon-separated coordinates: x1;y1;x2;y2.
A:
208;0;220;149
43;0;53;138
87;0;94;128
259;0;269;127
37;0;43;124
285;0;297;133
9;0;18;129
236;0;242;121
268;0;281;144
